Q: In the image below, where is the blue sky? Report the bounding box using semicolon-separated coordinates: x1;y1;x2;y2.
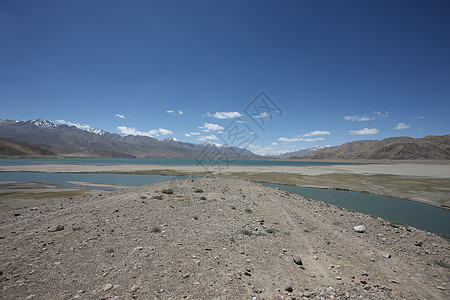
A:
1;0;449;155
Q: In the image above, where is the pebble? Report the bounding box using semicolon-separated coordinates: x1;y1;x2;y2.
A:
134;246;143;251
48;225;64;232
284;283;293;292
383;253;391;258
353;225;366;233
77;290;85;294
103;283;113;291
130;285;139;292
293;255;303;265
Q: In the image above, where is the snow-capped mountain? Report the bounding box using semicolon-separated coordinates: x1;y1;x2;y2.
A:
267;146;328;158
0;118;260;158
30;118;59;128
87;128;107;136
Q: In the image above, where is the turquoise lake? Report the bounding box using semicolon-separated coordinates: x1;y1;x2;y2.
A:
0;157;364;167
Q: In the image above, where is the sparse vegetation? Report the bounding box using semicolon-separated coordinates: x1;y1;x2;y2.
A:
194;188;204;193
332;221;341;226
265;228;279;234
153;195;164;200
245;208;253;214
231;205;236;210
435;260;449;269
72;226;82;231
151;227;161;233
241;229;253;236
193;215;198;220
105;247;115;254
161;189;174;194
200;196;207;200
140;195;147;199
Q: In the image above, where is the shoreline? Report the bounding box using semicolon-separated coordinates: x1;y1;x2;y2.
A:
1;162;449;209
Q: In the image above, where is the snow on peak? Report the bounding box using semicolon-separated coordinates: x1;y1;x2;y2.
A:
87;128;107;136
31;119;58;128
163;137;179;142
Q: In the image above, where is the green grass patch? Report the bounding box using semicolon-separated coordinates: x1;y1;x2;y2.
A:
151;227;161;233
265;228;279;234
161;189;173;195
194;188;204;193
240;229;253;236
245;208;253;214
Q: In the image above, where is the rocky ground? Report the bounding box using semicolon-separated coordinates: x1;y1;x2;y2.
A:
0;178;448;299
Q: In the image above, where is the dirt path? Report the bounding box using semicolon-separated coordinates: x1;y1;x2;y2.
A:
0;178;448;299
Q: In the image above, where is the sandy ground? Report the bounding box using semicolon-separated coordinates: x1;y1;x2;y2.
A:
0;178;448;300
1;163;450;178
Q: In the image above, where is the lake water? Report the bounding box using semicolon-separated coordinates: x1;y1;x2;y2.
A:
0;157;363;167
261;183;450;235
1;171;449;235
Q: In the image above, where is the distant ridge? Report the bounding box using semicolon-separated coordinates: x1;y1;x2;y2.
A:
266;146;327;159
299;135;450;160
0;118;260;159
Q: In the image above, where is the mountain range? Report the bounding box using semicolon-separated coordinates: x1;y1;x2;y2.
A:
0;119;259;159
0;118;448;160
297;135;450;160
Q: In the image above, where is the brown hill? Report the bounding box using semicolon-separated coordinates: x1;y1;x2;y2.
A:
302;135;450;160
0;138;56;157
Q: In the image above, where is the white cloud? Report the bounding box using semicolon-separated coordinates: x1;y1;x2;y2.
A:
199;123;225;131
166;110;174;114
394;123;410;130
271;142;278;145
254;112;269;118
206;111;242;119
344;111;388;121
179;110;183;115
278;137;324;142
55;119;92;130
190;132;201;135
184;133;191;137
349;128;379;135
115;114;125;119
117;126;173;137
204;135;218;140
344;115;374;121
303;130;331;137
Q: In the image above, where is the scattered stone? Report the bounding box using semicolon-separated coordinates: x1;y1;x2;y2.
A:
30;207;38;211
293;255;303;265
353;225;366;233
77;290;85;294
284;283;293;292
134;246;143;251
313;255;318;260
103;283;113;291
383;253;391;258
14;213;21;217
437;286;446;291
130;285;139;292
414;241;423;247
244;271;252;276
336;276;342;280
48;225;64;232
25;295;35;299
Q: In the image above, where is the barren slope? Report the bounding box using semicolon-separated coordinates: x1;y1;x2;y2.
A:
0;178;448;299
